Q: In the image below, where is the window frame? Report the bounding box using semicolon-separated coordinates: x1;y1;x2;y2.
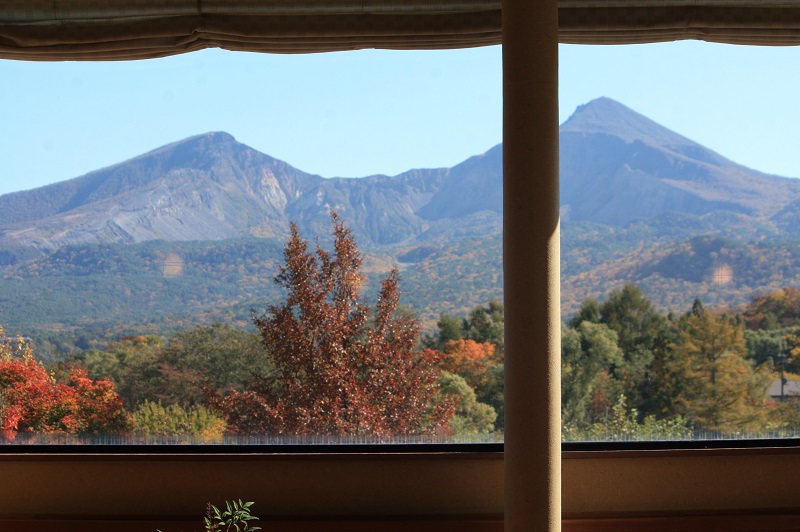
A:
3;2;800;528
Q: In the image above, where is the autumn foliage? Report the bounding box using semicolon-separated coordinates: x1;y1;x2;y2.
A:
442;339;498;390
214;213;455;437
0;326;129;437
743;287;800;330
670;308;770;431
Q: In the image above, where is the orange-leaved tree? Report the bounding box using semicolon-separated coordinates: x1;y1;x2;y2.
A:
0;326;130;436
442;338;498;391
214;213;455;437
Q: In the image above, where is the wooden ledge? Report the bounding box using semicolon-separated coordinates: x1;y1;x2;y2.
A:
0;516;504;532
563;509;800;531
4;510;800;532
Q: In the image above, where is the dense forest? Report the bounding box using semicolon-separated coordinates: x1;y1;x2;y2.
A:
5;279;799;442
2;217;800;442
561;284;800;439
0;216;504;442
0;233;504;360
8;217;800;365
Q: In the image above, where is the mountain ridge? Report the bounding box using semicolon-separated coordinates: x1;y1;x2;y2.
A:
6;97;800;344
2;96;800;253
0;132;470;251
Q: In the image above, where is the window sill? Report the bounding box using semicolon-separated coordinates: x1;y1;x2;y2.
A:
1;444;799;519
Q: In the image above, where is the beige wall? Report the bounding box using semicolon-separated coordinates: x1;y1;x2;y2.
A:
0;454;502;518
1;451;799;518
563;450;800;514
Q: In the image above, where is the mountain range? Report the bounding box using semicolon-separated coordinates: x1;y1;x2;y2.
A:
0;131;497;253
3;97;799;253
2;97;800;348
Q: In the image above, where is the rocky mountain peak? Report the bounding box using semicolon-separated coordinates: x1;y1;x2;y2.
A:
137;131;251;170
166;131;238;152
561;97;700;150
559;98;800;226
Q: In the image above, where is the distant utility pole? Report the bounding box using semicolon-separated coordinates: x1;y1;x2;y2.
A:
777;352;788;402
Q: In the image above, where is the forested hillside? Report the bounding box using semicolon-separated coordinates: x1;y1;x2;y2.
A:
3;96;800;360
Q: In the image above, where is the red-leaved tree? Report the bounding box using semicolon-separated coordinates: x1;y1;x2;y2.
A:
0;326;130;437
215;213;455;437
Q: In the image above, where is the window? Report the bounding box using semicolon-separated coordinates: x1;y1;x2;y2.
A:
5;39;800;448
559;41;800;443
4;2;800;528
0;46;504;445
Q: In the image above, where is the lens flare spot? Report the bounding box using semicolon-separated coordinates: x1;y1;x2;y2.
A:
712;263;733;285
162;252;185;278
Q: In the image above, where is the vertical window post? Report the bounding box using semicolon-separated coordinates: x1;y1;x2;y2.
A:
503;0;561;529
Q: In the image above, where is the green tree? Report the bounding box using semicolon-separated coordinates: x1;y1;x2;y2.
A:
568;298;601;329
480;362;504;431
162;323;273;403
424;312;464;351
561;321;624;425
594;285;671;417
562;394;691;442
440;338;504;432
438;371;497;436
132;400;226;441
568;286;681;421
745;328;788;367
421;301;505;432
70;335;164;410
635;324;682;420
463;300;504;352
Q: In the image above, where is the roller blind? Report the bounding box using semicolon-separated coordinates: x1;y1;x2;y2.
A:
0;1;502;60
1;0;799;60
560;0;800;45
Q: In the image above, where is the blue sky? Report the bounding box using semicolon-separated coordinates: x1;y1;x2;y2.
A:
2;40;799;196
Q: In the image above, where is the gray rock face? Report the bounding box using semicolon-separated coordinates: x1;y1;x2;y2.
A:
0;132;460;251
418;144;502;221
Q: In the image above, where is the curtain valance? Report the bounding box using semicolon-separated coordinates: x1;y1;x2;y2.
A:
0;1;501;60
560;0;800;45
1;0;800;60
